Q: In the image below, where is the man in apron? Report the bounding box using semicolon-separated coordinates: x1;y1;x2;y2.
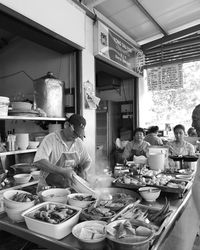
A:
33;114;91;193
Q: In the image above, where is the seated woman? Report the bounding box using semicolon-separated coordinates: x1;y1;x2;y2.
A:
122;127;150;161
144;125;163;146
167;124;195;156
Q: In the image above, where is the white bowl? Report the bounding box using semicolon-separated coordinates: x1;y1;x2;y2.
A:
3;190;35;211
22;202;81;239
4;206;26;222
11;101;32;110
139;187;161;202
28;141;40;149
67;193;96;208
13;173;32;184
40;188;71;204
72;220;106;250
31;170;40;181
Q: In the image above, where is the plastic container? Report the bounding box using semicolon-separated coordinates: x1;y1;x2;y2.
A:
0;96;9;116
22;202;81;239
148;153;165;171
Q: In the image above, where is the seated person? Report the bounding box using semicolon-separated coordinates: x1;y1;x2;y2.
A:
184;127;199;147
167;124;195;156
144;125;163;146
187;127;198;137
122;127;150;161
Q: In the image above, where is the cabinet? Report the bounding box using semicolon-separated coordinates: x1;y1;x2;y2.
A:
0;115;66;192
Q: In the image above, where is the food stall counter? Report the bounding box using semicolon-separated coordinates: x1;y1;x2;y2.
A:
0;186;196;250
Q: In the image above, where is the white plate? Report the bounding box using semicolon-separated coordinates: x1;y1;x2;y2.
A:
176;175;191;181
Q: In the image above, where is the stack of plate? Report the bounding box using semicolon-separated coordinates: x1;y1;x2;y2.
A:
71;174;95;195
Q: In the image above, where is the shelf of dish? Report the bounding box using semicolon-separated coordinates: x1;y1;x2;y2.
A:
0;116;66;121
0;149;37;157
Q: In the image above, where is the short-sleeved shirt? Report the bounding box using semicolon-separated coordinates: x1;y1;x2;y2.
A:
167;140;195;156
34;131;91;192
122;140;150;160
144;133;163;146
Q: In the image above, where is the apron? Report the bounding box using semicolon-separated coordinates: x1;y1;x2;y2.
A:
46;151;80;188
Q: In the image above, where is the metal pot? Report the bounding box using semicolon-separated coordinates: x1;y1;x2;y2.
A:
33;72;64;117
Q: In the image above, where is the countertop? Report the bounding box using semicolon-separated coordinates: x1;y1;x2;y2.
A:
0;185;194;250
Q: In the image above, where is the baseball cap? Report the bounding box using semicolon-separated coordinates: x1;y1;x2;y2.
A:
68;114;86;139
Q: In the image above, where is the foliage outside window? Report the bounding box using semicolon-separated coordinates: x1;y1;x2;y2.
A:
142;61;200;132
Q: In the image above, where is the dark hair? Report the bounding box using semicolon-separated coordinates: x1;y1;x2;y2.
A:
187;127;197;137
133;127;145;136
148;126;159;134
173;124;185;133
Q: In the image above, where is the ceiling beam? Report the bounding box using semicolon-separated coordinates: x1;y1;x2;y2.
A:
142;24;200;51
81;0;108;8
132;0;168;37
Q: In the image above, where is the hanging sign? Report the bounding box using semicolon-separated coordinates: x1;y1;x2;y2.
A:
94;21;145;77
147;63;183;91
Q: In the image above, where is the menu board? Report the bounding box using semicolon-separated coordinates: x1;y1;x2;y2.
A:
95;21;145;76
147;63;183;91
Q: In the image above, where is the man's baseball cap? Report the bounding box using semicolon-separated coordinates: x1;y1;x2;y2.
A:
68;114;86;139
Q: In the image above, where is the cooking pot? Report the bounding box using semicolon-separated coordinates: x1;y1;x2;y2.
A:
148;153;165;171
33;72;64;118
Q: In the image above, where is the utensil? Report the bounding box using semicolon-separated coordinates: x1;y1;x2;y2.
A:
110;200;140;222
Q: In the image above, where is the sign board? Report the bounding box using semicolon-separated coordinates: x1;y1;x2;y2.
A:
94;21;145;77
147;63;183;91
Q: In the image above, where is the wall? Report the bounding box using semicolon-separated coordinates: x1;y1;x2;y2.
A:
0;38;73;101
0;0;85;48
96;78;135;102
81;16;96;175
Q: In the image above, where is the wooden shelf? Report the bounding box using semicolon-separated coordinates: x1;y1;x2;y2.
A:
0;149;37;157
0;116;66;121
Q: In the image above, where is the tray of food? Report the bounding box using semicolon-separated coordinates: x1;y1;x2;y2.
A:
112;173;192;195
110;197;172;236
80;187;141;222
22;202;82;239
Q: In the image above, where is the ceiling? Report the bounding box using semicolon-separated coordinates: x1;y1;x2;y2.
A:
79;0;200;67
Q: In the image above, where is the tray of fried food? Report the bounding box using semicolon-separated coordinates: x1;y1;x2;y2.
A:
116;197;173;235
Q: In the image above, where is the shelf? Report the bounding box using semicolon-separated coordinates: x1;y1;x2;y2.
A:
0;149;37;157
0;180;38;195
0;116;66;121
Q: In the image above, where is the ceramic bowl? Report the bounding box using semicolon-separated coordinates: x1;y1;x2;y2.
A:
13;173;32;184
40;188;71;204
139;187;161;202
11;101;32;110
3;190;35;210
72;220;106;250
67;193;96;208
